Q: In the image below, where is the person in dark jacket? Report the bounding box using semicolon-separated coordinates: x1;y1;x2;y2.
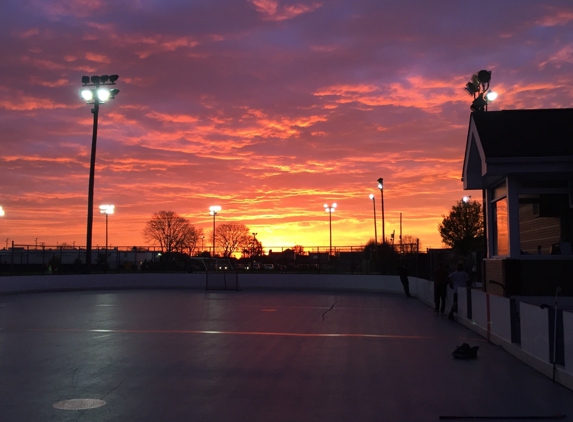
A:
398;265;411;298
433;262;449;314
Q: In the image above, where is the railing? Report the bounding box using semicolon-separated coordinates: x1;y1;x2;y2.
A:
0;242;423;276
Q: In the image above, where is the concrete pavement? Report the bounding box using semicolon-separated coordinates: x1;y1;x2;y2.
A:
1;290;571;421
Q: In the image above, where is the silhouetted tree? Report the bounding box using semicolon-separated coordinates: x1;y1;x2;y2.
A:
242;237;263;258
214;223;251;257
293;245;305;255
438;200;484;256
143;211;203;254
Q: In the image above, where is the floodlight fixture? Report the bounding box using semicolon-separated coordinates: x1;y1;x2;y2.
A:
109;74;119;83
369;193;375;200
462;196;471;203
90;75;100;85
81;88;94;101
377;177;383;190
0;206;4;217
99;75;109;84
109;88;120;99
97;88;111;102
99;204;115;215
477;70;492;84
470;94;488;112
82;76;90;85
209;205;222;215
464;81;479;96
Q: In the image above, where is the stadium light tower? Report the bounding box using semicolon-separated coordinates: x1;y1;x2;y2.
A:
377;178;385;244
324;203;337;256
369;194;377;245
99;204;114;267
209;206;221;256
80;74;120;272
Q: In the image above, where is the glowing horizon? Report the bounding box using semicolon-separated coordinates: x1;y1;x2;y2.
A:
1;0;573;251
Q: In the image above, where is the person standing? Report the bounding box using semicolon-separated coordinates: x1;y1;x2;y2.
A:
448;263;469;320
398;265;411;298
433;262;449;314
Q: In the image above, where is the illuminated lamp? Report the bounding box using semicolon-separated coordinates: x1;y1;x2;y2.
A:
485;90;498;101
97;88;111;102
90;75;100;85
82;76;90;85
477;70;492;84
81;88;94;101
109;74;119;83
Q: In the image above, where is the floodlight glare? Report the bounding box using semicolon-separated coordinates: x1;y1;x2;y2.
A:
485;90;498;101
99;204;115;215
369;194;375;200
209;205;221;215
97;89;110;102
377;177;384;190
81;88;94;101
82;76;90;85
0;206;5;217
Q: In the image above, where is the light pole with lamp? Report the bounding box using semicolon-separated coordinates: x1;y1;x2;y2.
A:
99;204;114;267
200;236;205;254
324;203;337;256
0;207;4;251
377;178;385;244
80;75;120;272
369;194;377;245
209;206;221;257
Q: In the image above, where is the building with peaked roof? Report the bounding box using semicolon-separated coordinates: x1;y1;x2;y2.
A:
462;109;573;296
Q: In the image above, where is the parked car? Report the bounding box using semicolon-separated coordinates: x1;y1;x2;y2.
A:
262;264;275;270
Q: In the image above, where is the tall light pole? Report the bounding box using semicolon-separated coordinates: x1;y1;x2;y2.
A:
324;203;337;256
369;194;377;245
201;236;205;253
0;207;4;251
377;178;385;244
80;75;120;272
209;206;221;257
99;204;114;267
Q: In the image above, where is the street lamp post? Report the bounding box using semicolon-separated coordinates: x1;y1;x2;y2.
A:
377;178;385;244
209;206;221;257
369;194;377;245
80;75;119;272
99;204;114;267
201;236;205;253
324;203;337;256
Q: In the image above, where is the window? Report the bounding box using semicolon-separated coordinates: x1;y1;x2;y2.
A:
493;197;509;256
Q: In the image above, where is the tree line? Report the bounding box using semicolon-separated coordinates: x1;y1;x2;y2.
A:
143;210;262;258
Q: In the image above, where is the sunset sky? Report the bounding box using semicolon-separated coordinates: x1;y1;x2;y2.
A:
1;0;573;252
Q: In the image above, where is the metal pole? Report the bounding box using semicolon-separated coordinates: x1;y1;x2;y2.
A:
329;210;332;256
212;213;216;257
380;188;385;244
85;98;100;272
105;212;109;267
372;198;377;244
